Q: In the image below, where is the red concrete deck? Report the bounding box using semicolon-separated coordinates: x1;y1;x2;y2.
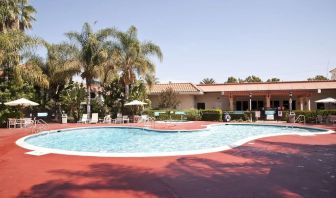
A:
0;122;335;198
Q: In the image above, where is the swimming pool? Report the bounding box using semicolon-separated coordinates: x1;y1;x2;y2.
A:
16;124;333;157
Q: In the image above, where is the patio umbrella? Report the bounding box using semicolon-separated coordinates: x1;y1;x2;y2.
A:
315;97;336;103
124;100;147;106
4;98;39;107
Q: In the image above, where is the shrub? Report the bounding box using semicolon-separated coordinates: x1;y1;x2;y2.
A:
143;108;201;121
226;111;253;121
294;110;336;123
201;109;222;121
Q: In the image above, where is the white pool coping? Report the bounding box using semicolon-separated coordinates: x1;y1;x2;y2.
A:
16;124;335;158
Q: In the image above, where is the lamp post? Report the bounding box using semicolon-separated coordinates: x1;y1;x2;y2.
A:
249;92;252;122
289;92;293;113
249;92;252;111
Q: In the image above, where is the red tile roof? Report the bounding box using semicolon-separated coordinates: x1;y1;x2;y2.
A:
149;83;203;95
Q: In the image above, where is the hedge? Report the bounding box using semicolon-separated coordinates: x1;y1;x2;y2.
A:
294;110;336;123
143;109;201;121
200;109;222;121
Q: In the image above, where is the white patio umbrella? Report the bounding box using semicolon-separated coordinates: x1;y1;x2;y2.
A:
4;98;39;107
315;97;336;103
124;100;147;106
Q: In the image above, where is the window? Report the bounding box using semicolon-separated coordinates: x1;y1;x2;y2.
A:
236;101;242;110
258;101;264;110
317;103;325;110
252;101;257;110
292;100;296;110
283;100;289;110
242;101;248;111
197;103;205;110
271;100;280;108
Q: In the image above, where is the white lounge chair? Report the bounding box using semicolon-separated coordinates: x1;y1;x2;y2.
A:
78;114;88;123
138;115;149;123
90;113;99;124
103;115;112;123
115;113;123;124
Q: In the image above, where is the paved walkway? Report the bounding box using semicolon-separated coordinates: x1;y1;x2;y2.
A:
0;122;335;198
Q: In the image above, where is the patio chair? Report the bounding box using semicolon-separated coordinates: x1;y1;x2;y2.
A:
23;118;33;128
122;115;130;123
316;115;324;124
78;114;88;124
115;113;123;124
138;115;149;123
103;115;112;123
90;113;99;124
7;118;16;128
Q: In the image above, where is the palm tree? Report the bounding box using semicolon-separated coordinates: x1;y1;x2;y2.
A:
0;31;42;83
65;22;117;118
26;42;81;106
114;26;163;100
200;78;216;84
0;0;36;32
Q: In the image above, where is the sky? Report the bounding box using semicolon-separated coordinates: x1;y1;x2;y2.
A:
29;0;336;83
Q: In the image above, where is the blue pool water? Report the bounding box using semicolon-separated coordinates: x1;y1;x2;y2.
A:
22;124;328;156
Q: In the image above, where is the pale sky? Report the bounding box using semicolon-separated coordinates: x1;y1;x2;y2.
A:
29;0;336;83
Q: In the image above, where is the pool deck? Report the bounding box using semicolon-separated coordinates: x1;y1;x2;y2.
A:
0;121;335;198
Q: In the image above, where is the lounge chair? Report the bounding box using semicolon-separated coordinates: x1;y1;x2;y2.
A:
90;113;99;124
115;113;123;124
78;114;88;123
138;115;149;123
103;115;112;123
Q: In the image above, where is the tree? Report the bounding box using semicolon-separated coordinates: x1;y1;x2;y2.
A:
245;75;262;82
65;22;117;118
266;78;280;82
0;0;36;32
60;82;86;121
158;87;180;109
26;42;81;111
226;76;238;83
307;75;328;81
200;78;216;84
114;25;163;99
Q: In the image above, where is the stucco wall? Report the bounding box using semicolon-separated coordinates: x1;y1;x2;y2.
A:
149;88;336;111
149;95;195;109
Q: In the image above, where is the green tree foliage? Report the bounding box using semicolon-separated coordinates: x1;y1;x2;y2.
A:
307;75;328;81
0;0;36;32
158;87;180;109
65;22;117;118
226;76;238;83
114;26;163;99
59;82;86;121
200;78;216;84
244;75;262;82
266;78;280;82
102;78;125;117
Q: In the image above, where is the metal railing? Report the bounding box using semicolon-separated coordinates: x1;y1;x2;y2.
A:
31;119;49;133
295;114;306;124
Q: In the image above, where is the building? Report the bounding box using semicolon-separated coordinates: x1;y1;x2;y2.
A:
148;80;336;111
330;68;336;80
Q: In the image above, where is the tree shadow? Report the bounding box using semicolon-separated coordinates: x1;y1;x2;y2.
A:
17;141;336;198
